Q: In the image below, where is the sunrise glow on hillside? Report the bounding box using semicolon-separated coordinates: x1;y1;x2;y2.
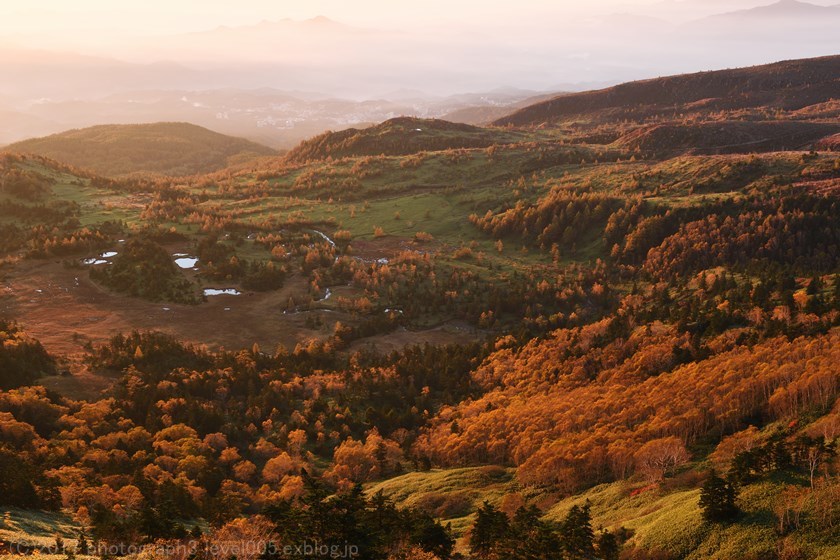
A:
0;2;838;560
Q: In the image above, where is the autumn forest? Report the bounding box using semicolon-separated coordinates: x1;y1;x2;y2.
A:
0;53;839;560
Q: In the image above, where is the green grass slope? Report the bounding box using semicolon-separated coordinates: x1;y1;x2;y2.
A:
366;467;517;537
5;122;276;177
0;507;81;554
369;466;840;560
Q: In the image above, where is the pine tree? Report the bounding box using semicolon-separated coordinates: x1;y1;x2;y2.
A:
54;535;65;554
505;506;560;560
729;450;760;485
699;470;739;522
560;502;595;560
411;514;454;559
469;501;509;558
595;529;620;560
77;533;89;556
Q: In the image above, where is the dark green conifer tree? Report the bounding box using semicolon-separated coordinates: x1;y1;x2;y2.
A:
699;470;739;523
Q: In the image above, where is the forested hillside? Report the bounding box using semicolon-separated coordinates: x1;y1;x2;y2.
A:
0;56;838;560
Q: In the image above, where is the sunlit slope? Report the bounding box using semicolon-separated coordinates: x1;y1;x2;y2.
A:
495;55;840;127
5;122;276;177
284;117;526;163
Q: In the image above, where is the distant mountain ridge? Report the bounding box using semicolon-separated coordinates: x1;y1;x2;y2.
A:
442;92;559;126
494;55;840;127
4;122;276;177
698;0;840;21
684;0;840;37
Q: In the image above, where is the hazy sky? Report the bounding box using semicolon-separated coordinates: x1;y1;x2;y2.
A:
0;0;837;99
0;0;743;44
3;1;838;54
2;1;629;34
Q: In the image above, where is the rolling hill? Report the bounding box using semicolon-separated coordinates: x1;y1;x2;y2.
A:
4;122;276;177
284;117;523;163
494;55;840;127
